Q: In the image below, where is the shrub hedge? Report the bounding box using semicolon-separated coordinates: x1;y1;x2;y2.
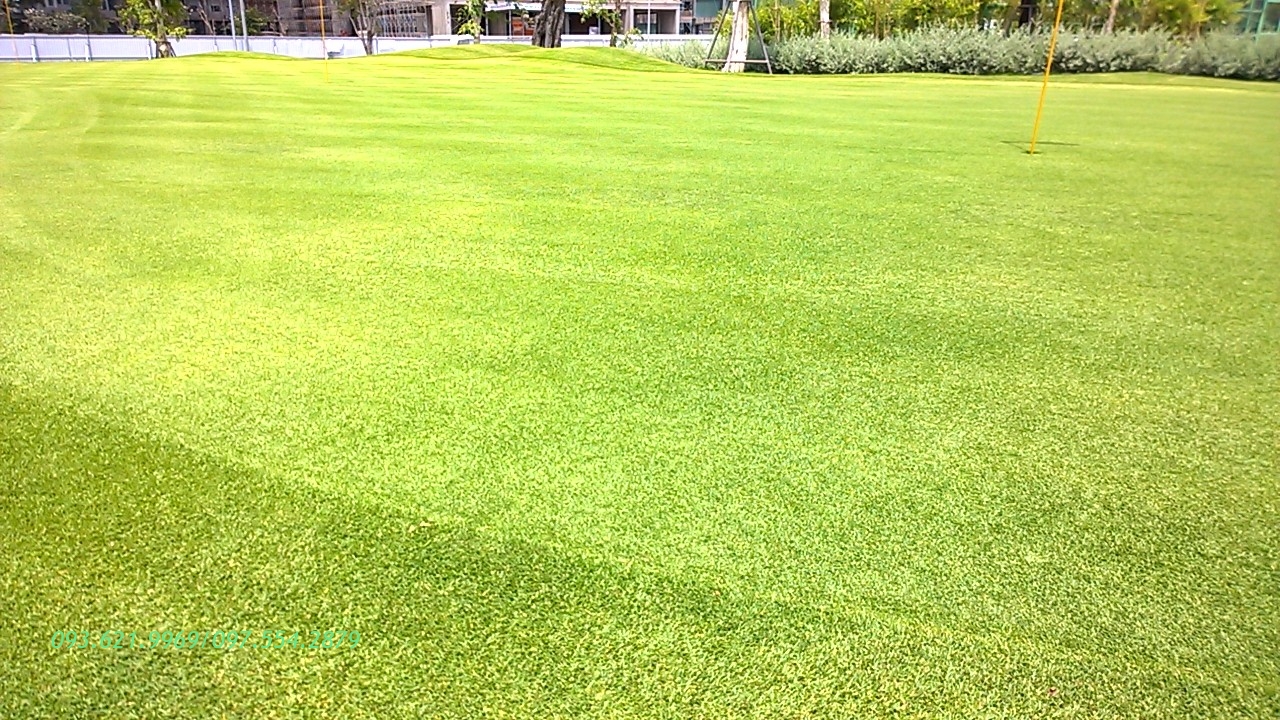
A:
645;29;1280;81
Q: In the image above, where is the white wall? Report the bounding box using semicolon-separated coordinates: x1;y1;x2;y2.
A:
0;34;707;62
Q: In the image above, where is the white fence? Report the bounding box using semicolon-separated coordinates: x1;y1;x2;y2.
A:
0;34;705;62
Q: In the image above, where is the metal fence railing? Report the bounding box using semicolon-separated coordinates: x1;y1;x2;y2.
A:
0;34;705;62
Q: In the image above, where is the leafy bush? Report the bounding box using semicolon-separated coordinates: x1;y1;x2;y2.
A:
644;40;709;68
664;0;1243;44
768;27;1042;73
22;9;89;34
1161;31;1280;79
1138;0;1242;35
1052;30;1174;73
71;0;111;34
757;0;821;42
763;28;1280;80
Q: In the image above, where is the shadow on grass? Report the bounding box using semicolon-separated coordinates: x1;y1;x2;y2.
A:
0;383;1234;718
999;139;1081;153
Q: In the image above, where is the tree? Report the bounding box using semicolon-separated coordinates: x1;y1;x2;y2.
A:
117;0;187;58
342;0;379;55
819;0;831;36
192;0;215;34
457;0;485;42
246;0;281;33
1103;0;1123;30
6;0;38;33
71;0;110;32
581;0;637;46
1139;0;1240;35
1016;0;1038;25
244;6;269;33
532;0;565;46
859;0;902;37
757;0;817;42
23;8;89;33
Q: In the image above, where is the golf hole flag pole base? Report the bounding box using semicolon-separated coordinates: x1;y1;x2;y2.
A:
1028;0;1067;155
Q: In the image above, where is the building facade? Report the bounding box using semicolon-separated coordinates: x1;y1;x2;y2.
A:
20;0;704;36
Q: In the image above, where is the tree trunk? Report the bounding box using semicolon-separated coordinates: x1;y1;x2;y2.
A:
872;0;890;38
819;0;830;38
195;0;214;34
350;5;376;55
532;0;564;47
1102;0;1121;32
1191;0;1209;36
722;0;750;71
152;0;173;56
1017;0;1037;27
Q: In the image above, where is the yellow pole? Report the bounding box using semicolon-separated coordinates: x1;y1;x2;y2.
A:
318;0;330;81
1028;0;1066;155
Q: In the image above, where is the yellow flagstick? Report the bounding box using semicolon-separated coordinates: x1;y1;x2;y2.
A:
1028;0;1066;155
318;0;330;81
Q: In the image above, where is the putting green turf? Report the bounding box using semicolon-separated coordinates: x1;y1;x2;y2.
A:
1;46;1278;717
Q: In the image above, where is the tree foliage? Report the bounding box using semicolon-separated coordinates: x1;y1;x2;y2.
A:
457;0;486;42
245;7;271;34
753;0;1242;39
341;0;380;55
581;0;639;46
5;0;36;33
1137;0;1241;35
23;8;89;33
117;0;187;57
71;0;110;33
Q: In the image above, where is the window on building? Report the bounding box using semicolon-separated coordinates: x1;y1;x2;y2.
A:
635;11;658;34
693;0;722;18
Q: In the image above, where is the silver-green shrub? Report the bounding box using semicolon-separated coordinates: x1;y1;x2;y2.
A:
1160;32;1280;79
765;28;1280;80
644;41;710;69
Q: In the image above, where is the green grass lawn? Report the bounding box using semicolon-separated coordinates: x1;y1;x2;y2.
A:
1;46;1277;718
